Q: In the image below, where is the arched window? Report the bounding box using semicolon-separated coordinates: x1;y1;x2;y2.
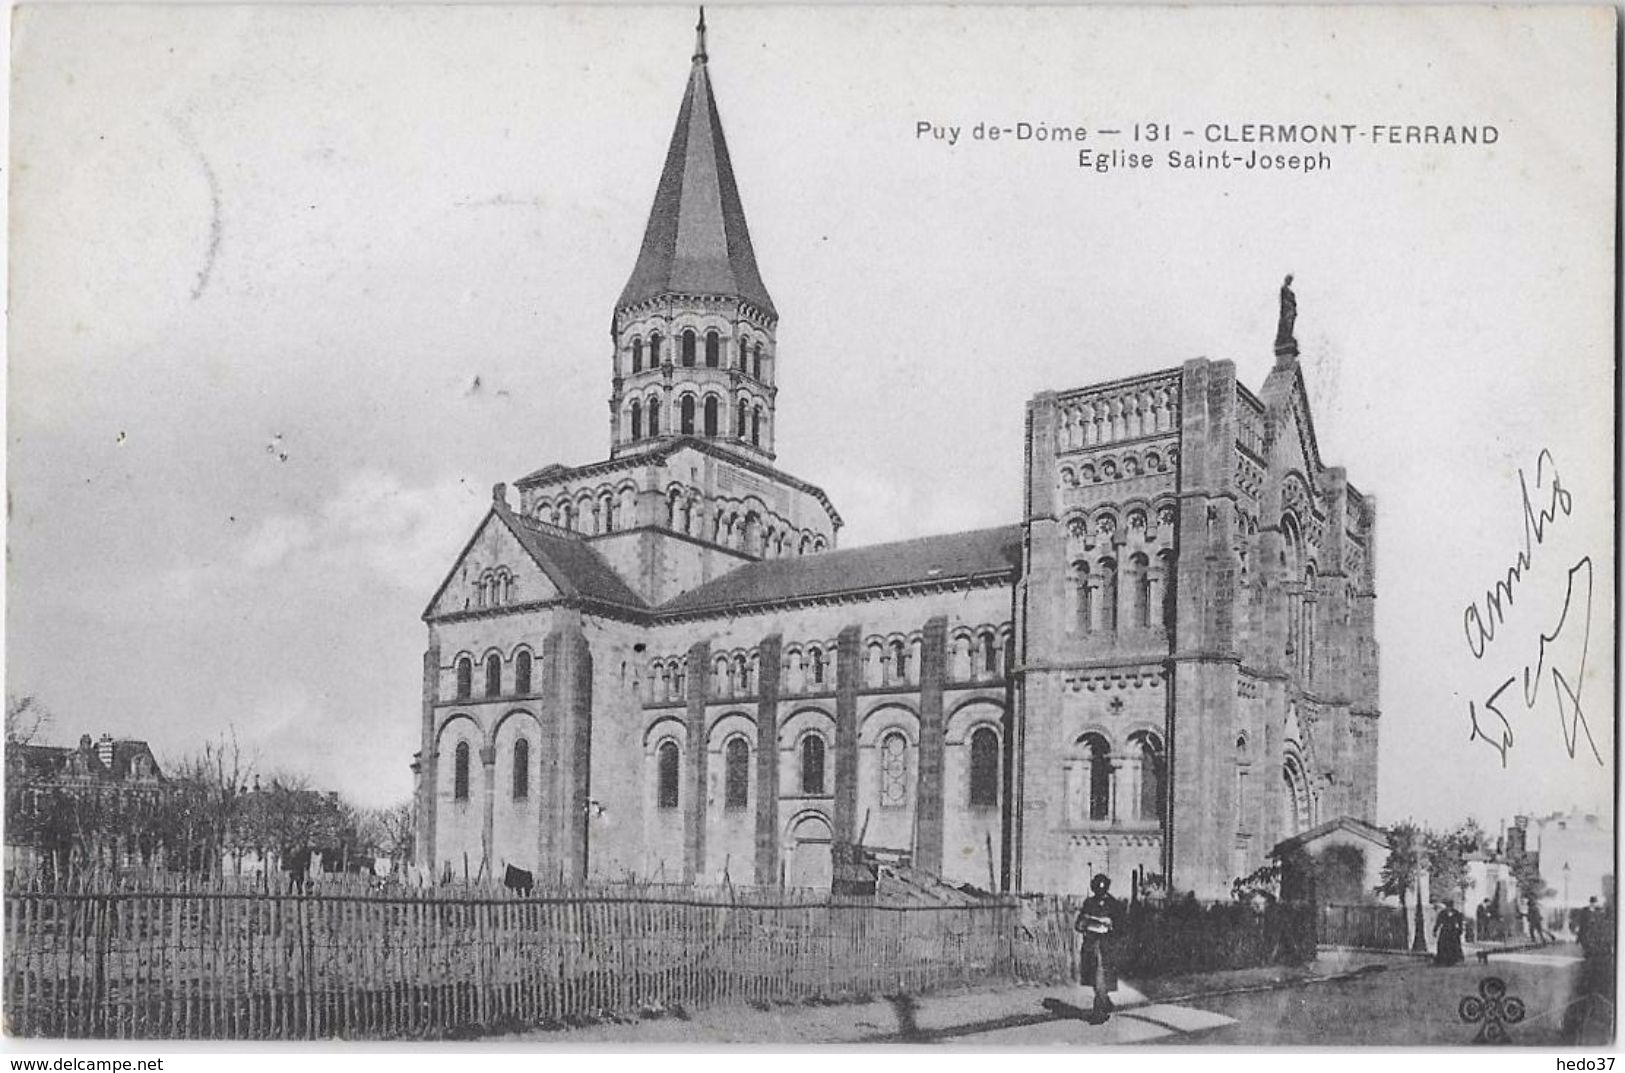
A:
969;728;1000;807
453;741;470;801
1131;553;1151;628
1282;756;1311;835
1073;562;1093;633
801;734;826;795
751;407;762;446
982;634;998;676
649;332;662;365
735;654;752;694
648;398;661;437
512;738;530;800
681;329;696;367
1081;733;1111;821
737;337;748;370
1235;735;1251;823
631;337;643;374
1160;550;1178;631
657;741;680;809
724;737;749;809
630;400;643;441
752;342;762;380
736;398;748;439
1099;558;1118;630
888;639;906;683
809;648;825;686
1303;564;1318;681
703;396;719;437
485;653;502;696
1132;731;1165;822
455;657;472;699
704;330;720;367
680;395;695;435
515;650;532;695
880;731;908;807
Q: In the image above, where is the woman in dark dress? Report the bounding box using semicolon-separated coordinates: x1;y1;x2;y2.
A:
1434;899;1466;966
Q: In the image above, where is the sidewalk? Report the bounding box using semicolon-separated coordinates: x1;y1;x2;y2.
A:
504;949;1409;1044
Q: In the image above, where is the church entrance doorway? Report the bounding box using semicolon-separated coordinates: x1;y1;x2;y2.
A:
785;813;833;890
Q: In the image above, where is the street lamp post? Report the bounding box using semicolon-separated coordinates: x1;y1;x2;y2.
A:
1563;862;1572;936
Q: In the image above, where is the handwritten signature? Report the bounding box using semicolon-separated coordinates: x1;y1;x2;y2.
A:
1462;450;1601;767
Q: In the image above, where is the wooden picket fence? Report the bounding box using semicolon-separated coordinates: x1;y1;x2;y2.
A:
1319;903;1407;950
4;873;1069;1040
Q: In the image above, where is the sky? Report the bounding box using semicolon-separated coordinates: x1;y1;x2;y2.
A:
7;5;1615;832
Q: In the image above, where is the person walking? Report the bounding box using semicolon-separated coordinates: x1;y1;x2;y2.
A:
1433;899;1466;966
1527;896;1554;945
1075;874;1124;1022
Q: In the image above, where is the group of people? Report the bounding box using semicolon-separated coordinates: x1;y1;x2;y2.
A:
1433;893;1606;966
1075;871;1613;1024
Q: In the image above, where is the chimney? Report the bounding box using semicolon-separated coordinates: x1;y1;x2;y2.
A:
96;734;115;770
492;482;508;507
78;734;92;751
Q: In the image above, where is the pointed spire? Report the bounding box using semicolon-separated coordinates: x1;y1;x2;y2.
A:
617;12;776;318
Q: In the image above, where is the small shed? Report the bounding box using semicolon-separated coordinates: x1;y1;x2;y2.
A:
1272;816;1392;905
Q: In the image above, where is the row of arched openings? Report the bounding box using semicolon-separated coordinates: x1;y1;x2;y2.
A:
628;395;764;446
450;738;531;802
454;651;534;700
628;330;766;379
1074;730;1165;823
647;631;1006;704
538;486;635;537
475;568;512;608
659;489;821;559
653;726;1002;811
1070;552;1176;634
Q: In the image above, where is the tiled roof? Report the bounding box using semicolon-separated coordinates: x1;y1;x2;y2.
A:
659;524;1022;616
616;46;775;317
7;738;162;782
496;504;649;612
1270;816;1391;856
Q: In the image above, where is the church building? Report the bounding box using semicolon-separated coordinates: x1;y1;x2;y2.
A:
412;15;1380;900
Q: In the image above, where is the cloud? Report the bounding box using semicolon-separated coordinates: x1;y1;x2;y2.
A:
236;470;477;590
240;514;318;569
825;466;1014;549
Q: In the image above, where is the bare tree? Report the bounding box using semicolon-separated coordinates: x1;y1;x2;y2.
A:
161;729;255;875
5;694;53;747
358;801;416;870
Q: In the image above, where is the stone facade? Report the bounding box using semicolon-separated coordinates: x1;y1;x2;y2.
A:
413;19;1380;900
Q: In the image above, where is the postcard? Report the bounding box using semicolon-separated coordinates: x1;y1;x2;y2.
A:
5;3;1616;1052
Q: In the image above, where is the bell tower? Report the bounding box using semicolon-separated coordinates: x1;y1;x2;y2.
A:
609;9;780;463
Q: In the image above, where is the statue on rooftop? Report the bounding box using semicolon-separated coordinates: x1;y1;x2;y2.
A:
1275;274;1299;358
